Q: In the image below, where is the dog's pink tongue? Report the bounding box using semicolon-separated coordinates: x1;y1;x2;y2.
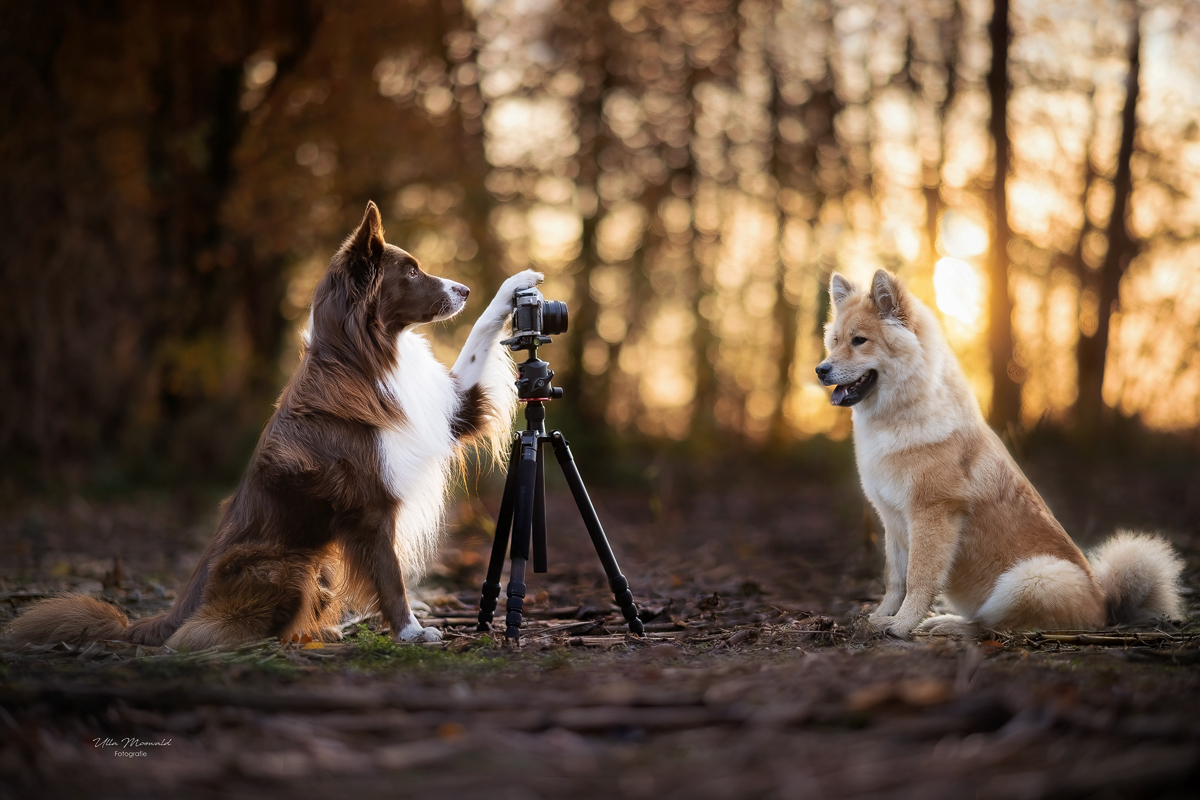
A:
831;385;847;405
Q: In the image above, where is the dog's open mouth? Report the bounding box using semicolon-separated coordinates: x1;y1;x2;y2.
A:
831;370;878;407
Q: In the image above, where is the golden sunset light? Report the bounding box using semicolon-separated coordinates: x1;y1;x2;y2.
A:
933;257;985;327
940;213;989;259
5;3;1200;795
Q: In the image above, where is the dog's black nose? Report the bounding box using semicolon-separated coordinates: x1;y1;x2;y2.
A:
816;363;832;379
452;284;469;299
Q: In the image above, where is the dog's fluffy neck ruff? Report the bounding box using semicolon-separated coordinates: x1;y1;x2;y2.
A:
851;298;981;452
377;329;458;580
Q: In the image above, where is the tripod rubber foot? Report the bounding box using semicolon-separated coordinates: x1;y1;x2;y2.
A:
476;580;502;631
607;574;643;635
504;579;526;640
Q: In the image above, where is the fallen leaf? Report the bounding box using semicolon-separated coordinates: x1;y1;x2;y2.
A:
846;683;895;711
896;679;951;706
436;721;465;740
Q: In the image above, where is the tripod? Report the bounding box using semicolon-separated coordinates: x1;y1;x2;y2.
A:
476;345;645;641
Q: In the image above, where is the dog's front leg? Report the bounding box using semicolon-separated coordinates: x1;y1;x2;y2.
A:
870;506;908;621
343;525;442;643
450;270;544;391
449;270;543;447
884;504;962;639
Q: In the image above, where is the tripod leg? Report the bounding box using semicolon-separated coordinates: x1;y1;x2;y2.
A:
504;431;540;640
477;435;520;631
548;431;645;636
532;439;547;574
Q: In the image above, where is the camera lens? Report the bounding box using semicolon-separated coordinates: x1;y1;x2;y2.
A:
541;300;568;336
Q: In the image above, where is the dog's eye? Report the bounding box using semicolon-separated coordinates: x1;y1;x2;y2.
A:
407;266;418;278
851;336;867;346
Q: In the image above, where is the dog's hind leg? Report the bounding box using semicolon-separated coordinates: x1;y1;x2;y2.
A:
125;548;217;645
975;555;1105;631
312;558;346;642
165;546;318;651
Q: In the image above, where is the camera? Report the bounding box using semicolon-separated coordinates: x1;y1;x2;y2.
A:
511;287;568;339
503;287;568;400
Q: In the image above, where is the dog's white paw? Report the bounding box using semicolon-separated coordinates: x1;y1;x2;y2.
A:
861;613;915;640
881;617;917;640
867;613;893;628
396;622;443;643
855;613;906;641
915;614;977;637
497;270;543;302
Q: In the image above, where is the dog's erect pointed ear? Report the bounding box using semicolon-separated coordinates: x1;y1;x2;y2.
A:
340;202;386;295
830;273;855;307
870;270;908;321
350;201;386;265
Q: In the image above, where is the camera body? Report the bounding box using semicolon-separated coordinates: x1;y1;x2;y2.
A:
504;287;569;401
510;287;568;339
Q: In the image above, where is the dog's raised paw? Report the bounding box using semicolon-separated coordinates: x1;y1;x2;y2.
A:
498;270;544;298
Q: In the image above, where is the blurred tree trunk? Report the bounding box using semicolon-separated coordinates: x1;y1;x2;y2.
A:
0;1;322;486
1076;14;1141;438
986;0;1020;430
766;86;840;447
1068;86;1099;423
918;3;960;275
559;4;613;426
768;71;796;448
433;0;502;305
688;0;743;446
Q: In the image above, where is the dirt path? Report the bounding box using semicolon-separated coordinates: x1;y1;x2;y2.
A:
2;455;1198;799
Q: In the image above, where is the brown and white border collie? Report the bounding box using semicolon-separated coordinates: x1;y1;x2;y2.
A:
5;202;540;649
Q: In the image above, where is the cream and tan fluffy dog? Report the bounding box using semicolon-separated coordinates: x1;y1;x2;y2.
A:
817;269;1184;638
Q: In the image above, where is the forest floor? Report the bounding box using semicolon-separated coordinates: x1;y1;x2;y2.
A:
1;443;1199;799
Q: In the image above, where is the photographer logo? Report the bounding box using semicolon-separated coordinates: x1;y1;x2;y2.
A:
93;737;172;758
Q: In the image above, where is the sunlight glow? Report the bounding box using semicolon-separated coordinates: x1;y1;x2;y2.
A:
934;257;985;326
941;213;989;258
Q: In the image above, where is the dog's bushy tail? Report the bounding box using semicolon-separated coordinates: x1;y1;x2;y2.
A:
3;594;129;648
1088;531;1185;625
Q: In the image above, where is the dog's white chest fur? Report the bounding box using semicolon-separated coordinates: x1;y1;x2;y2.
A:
377;331;457;577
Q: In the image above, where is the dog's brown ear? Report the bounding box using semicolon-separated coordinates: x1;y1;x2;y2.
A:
338;201;386;296
870;270;908;322
349;201;386;264
830;273;855;307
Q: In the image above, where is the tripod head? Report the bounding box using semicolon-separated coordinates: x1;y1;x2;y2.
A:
502;334;563;401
